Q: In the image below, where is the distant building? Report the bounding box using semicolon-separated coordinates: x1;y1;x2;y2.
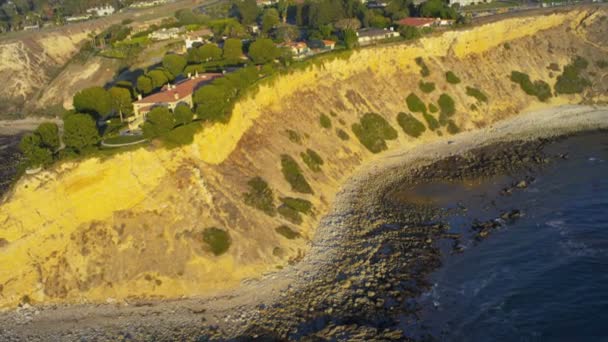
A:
397;17;437;28
129;73;223;130
65;14;92;22
184;28;213;50
279;41;310;59
149;27;184;41
367;1;388;8
22;24;40;31
86;5;115;17
307;39;336;52
256;0;276;6
130;0;170;8
448;0;483;6
356;27;400;45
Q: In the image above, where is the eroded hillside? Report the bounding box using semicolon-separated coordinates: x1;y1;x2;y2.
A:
0;9;606;309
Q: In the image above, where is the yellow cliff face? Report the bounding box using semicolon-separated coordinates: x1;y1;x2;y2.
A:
0;9;605;308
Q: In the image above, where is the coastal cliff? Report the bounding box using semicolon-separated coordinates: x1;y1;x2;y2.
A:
0;8;606;309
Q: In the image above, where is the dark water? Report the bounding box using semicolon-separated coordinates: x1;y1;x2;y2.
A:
410;132;608;341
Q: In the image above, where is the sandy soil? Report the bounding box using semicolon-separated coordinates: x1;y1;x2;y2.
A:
0;104;605;341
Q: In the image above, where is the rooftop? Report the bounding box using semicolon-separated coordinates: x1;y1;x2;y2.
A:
357;28;397;38
135;73;223;105
397;17;438;27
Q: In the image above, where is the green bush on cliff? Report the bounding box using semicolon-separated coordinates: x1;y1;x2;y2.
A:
415;57;430;77
336;128;350;140
465;86;488;103
320;114;332;129
555;56;592;94
596;60;608;69
397;112;426;138
422;113;440;131
419;81;436;93
438;94;455;117
280;197;313;215
286;129;302;144
445;71;461;84
243;176;276;216
281;154;314;194
202;227;231;256
278;205;303;224
301;149;324;172
161;122;199;148
428;103;438;113
275;225;301;239
446;120;460;134
352;113;398;154
406;93;427;114
510;71;552;101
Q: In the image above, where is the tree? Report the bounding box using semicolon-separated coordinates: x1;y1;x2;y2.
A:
34;122;60;151
248;38;280;64
261;8;280;34
335;18;361;31
137;75;153;95
174;103;194;126
275;24;300;42
194;85;230;122
148;70;170;89
142;107;175;138
343;29;358;50
162;54;187;78
399;25;421;40
73;86;112;119
232;0;258;25
63;113;100;153
109;86;133;122
19;133;52;168
223;38;243;63
277;0;292;23
420;0;457;19
198;43;222;62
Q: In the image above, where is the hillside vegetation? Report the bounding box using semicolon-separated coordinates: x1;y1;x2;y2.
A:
0;9;606;309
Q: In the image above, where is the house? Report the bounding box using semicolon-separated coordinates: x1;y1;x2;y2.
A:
397;17;437;28
279;41;310;59
22;24;40;31
130;0;169;8
256;0;276;6
448;0;482;6
86;5;115;17
357;28;400;45
149;27;184;41
129;73;223;130
184;28;213;50
307;39;336;52
367;1;388;8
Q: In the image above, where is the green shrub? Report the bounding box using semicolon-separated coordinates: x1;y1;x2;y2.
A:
419;81;436;93
510;71;552;101
162;122;199;148
596;60;608;69
397;112;426;138
352;113;398;153
503;42;511;50
428;103;438;113
470;104;478;111
243;176;276;216
447;120;460;134
202;227;231;256
445;71;461;84
336;128;350;140
281;197;313;214
320;114;332;129
278;205;303;224
281;154;313;194
415;57;430;77
286;129;302;144
438;93;455;117
548;63;560;71
275;225;301;239
422;113;440;131
555;56;592;94
465;86;488;103
329;111;338;117
301;149;324;172
406;93;427;114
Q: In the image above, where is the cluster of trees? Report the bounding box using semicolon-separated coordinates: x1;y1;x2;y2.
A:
142;104;193;139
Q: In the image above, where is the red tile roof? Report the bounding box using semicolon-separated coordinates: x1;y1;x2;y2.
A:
397;17;437;27
135;73;223;105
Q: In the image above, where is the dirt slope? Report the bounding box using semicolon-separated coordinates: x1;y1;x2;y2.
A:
0;8;606;310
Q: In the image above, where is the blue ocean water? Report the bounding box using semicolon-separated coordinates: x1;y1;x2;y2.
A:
413;132;608;341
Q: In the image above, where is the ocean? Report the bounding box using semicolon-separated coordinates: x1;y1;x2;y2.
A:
408;132;608;341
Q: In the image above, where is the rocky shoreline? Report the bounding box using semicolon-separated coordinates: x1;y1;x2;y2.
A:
0;105;606;341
